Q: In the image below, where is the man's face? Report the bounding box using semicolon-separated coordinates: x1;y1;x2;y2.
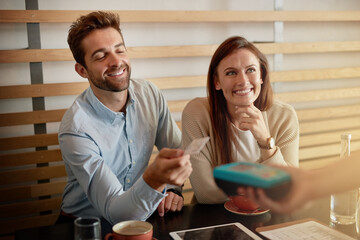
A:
76;27;131;92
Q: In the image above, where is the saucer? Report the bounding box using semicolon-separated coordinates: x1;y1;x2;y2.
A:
224;200;269;216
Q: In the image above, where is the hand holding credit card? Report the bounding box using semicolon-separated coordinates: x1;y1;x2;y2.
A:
184;137;210;155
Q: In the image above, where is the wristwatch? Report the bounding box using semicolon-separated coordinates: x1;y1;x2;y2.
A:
257;137;275;149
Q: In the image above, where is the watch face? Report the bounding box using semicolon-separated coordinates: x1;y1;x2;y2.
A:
269;137;275;149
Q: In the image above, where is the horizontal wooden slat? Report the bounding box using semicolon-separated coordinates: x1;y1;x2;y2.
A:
296;104;360;122
0;82;88;99
300;116;360;135
1;10;360;23
148;75;206;90
299;155;339;170
168;100;189;113
0;133;58;151
0;181;66;202
0;165;66;185
257;41;360;54
300;140;360;161
0;149;62;168
0;109;67;127
1;41;360;63
183;191;194;205
0;197;61;218
271;67;360;83
276;87;360;103
0;213;58;235
300;128;360;148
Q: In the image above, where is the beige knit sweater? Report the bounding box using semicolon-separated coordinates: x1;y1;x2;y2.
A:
181;97;299;204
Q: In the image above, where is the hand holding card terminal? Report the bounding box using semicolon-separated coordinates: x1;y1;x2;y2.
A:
213;162;291;200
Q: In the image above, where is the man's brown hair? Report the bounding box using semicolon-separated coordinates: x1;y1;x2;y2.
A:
67;11;124;68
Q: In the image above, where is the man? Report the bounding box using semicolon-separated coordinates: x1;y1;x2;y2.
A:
58;11;192;225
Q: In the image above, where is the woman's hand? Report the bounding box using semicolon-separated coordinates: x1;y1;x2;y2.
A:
234;103;270;145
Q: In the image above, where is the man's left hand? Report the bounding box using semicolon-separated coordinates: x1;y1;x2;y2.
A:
157;191;184;217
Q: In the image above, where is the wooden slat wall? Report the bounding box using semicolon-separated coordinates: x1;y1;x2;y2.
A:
1;9;360;239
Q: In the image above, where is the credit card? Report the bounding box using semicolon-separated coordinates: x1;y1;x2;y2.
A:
184;137;210;155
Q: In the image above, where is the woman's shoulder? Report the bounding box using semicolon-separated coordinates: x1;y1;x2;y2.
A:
269;100;297;115
266;100;298;123
183;97;210;113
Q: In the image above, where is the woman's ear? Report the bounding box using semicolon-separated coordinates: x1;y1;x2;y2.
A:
214;75;221;90
75;63;89;79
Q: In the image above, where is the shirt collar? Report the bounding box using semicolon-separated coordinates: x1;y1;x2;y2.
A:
86;80;136;123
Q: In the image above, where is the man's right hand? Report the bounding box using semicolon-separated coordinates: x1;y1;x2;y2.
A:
143;148;192;192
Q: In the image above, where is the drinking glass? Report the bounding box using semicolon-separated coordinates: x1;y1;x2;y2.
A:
74;216;102;240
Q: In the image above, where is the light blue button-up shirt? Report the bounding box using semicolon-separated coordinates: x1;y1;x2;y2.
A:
58;78;181;224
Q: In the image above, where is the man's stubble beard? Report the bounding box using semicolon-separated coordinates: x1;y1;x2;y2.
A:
88;66;131;92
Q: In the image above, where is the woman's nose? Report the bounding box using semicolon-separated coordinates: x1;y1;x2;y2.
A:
237;73;248;85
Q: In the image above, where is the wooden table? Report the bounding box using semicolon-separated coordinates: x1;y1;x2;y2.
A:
15;197;358;239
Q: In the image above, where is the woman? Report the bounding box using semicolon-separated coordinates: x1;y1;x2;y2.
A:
181;36;299;204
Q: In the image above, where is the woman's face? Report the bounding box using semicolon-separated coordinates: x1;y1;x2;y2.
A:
215;48;263;109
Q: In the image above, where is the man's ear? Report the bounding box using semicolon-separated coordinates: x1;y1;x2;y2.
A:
75;63;88;79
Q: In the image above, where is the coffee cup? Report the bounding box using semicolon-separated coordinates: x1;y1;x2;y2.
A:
105;220;153;240
230;195;259;211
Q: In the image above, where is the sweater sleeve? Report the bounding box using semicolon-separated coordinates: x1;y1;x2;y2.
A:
261;101;300;167
181;98;228;204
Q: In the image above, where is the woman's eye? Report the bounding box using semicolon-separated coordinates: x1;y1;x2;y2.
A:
246;68;255;73
225;71;236;76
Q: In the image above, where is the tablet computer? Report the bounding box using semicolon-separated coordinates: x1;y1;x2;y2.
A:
169;222;262;240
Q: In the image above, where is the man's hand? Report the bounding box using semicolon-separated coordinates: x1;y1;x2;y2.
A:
157;191;184;217
143;148;192;192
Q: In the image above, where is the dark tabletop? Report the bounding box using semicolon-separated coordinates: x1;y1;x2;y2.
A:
15;197;359;240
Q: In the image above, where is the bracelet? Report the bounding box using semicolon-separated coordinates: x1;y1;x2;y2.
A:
166;188;184;199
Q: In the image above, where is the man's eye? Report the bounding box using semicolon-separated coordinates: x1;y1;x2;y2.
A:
94;55;105;60
116;48;125;54
247;68;255;73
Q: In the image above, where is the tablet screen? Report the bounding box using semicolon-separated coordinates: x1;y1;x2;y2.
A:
169;222;262;240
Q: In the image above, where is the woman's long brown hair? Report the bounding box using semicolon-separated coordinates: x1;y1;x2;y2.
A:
207;36;273;166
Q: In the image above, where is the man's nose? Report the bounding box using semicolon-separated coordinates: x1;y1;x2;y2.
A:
107;52;122;67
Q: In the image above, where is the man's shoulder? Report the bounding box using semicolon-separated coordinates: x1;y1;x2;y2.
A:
131;78;157;90
130;78;161;97
59;92;90;133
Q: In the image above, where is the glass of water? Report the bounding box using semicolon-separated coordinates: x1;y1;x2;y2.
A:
357;198;360;237
74;216;102;240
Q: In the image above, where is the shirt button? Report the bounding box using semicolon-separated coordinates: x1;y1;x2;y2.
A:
126;179;131;183
129;139;133;143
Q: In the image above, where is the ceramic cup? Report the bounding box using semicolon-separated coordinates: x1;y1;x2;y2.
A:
105;220;153;240
230;195;259;211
